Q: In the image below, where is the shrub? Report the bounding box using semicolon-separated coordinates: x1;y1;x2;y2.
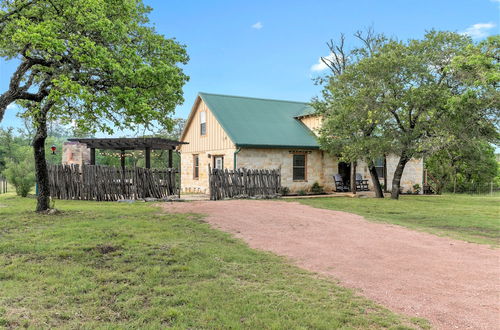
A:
297;189;307;196
279;186;290;196
413;184;421;194
3;148;35;197
310;181;324;194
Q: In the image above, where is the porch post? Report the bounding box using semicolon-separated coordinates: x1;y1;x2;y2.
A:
168;149;173;168
120;149;126;171
90;148;96;165
145;147;151;169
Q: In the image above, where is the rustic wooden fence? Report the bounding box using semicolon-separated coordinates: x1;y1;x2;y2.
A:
0;175;7;194
209;166;281;200
48;164;177;201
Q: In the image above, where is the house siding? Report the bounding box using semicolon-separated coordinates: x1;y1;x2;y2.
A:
299;115;323;134
179;98;236;193
180;96;424;194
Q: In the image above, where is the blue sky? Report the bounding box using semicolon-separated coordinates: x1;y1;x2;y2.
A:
1;0;499;136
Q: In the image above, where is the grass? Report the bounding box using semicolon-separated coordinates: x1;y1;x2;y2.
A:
0;193;428;329
293;194;500;246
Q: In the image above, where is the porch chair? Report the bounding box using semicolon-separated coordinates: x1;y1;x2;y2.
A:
333;174;350;192
355;173;369;191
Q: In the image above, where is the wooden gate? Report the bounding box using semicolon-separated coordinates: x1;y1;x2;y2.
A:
208;166;281;200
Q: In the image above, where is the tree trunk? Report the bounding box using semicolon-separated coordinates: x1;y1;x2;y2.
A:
390;151;410;200
32;103;52;212
368;159;384;198
350;161;357;194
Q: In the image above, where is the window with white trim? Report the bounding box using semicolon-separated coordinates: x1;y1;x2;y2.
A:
200;111;206;136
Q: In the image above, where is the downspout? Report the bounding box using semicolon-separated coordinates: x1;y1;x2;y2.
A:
234;147;241;170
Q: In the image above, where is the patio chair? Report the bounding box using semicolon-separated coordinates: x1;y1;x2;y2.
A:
356;173;369;191
334;174;350;192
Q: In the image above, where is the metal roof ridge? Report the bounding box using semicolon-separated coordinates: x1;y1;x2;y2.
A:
198;92;310;105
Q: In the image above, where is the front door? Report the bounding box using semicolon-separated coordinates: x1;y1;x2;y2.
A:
338;162;351;185
214;156;224;170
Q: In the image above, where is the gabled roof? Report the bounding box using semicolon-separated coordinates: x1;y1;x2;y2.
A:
196;92;319;149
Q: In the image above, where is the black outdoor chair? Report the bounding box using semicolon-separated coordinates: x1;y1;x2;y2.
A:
356;173;369;191
334;174;350;192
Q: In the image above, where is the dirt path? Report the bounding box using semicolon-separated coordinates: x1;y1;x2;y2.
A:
160;200;500;329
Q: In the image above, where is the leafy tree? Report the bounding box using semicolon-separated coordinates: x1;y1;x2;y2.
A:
316;30;498;199
0;0;189;211
3;146;35;197
313;29;391;198
425;142;498;193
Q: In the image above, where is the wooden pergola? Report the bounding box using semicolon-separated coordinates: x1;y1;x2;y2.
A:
68;137;187;170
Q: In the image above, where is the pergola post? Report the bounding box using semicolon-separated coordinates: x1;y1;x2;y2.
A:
145;147;151;169
168;149;173;168
120;149;126;171
90;148;96;165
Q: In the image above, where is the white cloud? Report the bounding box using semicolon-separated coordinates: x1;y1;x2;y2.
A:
310;53;342;72
462;22;497;39
490;0;500;3
251;22;263;29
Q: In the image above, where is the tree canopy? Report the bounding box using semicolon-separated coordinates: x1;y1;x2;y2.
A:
0;0;189;133
314;30;499;199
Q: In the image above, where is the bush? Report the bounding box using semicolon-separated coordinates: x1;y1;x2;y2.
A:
413;184;421;194
310;181;324;194
297;189;307;196
3;148;35;197
279;186;290;196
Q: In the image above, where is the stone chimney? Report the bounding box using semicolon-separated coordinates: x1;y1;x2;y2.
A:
62;141;90;166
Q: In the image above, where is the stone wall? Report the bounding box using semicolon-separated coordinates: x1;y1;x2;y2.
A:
237;148;337;192
386;155;424;193
237;149;423;193
62;142;90;167
180;146;423;194
180;148;236;194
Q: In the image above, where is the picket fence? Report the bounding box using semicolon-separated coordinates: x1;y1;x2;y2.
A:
208;166;281;200
48;164;177;201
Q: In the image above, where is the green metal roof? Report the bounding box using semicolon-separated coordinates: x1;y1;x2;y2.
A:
199;92;319;149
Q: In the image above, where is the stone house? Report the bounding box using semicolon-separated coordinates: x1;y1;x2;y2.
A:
179;92;423;194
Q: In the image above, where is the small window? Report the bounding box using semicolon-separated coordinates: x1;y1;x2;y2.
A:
375;157;385;178
200;111;206;136
214;156;224;170
193;154;199;179
293;154;306;181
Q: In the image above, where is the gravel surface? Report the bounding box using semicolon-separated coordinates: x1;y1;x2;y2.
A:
160;200;500;330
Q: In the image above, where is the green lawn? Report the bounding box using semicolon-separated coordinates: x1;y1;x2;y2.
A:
0;194;427;329
293;194;500;246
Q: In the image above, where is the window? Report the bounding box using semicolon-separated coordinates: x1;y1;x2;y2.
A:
193;154;199;179
293;154;306;181
200;111;206;136
375;157;385;178
214;156;224;170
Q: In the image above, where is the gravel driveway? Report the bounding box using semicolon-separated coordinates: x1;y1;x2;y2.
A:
161;200;500;329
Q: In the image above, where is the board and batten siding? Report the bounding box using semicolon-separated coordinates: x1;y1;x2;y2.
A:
180;97;236;193
180;98;235;153
299;115;323;135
